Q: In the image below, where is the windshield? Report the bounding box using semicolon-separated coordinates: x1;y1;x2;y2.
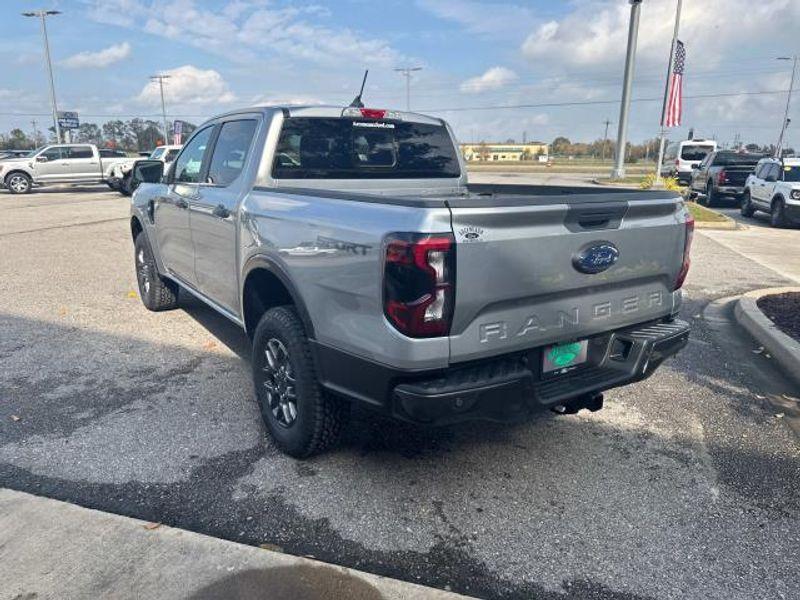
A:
782;165;800;182
681;145;715;161
713;152;766;167
150;147;165;159
272;117;461;179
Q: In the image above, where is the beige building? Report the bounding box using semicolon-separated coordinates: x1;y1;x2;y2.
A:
461;142;549;162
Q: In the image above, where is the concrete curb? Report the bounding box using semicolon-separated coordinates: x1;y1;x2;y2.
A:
0;488;472;600
694;218;738;230
734;287;800;389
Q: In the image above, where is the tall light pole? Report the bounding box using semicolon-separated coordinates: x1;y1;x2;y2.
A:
611;0;643;179
654;0;683;184
776;55;797;158
150;74;172;145
23;10;62;144
394;66;422;111
601;118;612;162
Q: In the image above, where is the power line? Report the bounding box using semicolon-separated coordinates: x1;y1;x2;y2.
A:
419;88;800;113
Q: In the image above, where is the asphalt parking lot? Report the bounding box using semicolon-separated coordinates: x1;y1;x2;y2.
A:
1;185;799;600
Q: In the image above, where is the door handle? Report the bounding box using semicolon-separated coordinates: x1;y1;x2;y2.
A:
212;204;230;219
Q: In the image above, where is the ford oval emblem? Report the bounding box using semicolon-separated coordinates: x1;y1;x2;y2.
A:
573;242;620;274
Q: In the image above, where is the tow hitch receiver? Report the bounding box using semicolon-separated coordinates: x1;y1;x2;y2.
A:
551;393;604;415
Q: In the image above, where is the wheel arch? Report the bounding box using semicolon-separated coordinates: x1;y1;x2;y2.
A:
771;193;786;208
241;256;315;340
4;169;32;184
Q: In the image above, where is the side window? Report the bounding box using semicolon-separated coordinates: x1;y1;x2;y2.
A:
40;147;64;161
765;164;779;182
66;146;93;159
756;164;769;179
207;120;258;186
173;126;214;183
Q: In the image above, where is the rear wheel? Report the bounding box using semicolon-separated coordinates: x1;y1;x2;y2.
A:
252;306;348;458
740;190;755;217
771;198;789;228
134;233;179;311
5;172;32;195
705;182;717;207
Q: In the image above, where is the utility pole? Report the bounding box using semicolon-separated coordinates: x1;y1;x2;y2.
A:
394;66;422;111
22;9;62;144
31;119;40;147
150;74;172;145
602;118;612;162
776;55;797;158
611;0;643;179
654;0;683;184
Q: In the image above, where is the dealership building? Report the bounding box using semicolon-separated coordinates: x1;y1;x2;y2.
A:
460;142;549;162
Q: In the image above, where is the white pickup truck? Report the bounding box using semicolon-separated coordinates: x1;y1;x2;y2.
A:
108;144;182;196
0;144;130;194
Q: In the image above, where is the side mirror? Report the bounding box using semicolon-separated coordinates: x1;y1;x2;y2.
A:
131;160;165;193
36;155;48;163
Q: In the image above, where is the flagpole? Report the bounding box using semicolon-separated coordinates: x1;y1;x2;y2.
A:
655;0;683;185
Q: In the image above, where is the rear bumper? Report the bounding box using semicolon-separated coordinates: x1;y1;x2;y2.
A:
312;318;690;425
715;185;744;196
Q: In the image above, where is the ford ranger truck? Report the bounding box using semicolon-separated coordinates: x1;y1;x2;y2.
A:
0;144;129;194
128;105;693;457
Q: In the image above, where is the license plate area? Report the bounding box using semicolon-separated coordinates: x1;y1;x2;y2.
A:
542;339;589;377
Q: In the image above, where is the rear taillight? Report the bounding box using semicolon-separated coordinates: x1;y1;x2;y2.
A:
717;169;727;185
360;108;386;119
383;233;455;338
674;215;694;290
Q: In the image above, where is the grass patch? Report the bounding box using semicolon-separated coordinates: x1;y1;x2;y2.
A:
687;201;729;222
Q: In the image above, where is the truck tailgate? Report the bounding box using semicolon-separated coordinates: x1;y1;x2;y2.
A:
447;186;688;363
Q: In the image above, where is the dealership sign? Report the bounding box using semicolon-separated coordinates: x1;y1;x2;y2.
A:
57;111;79;129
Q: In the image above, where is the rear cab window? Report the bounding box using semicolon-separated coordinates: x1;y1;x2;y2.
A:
272;117;460;179
681;145;715;161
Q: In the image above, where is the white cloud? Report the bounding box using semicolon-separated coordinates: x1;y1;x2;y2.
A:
250;94;324;106
86;0;404;67
61;42;131;69
136;65;236;106
460;67;518;93
417;0;537;37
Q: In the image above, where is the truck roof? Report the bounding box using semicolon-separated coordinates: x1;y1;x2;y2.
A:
211;104;444;126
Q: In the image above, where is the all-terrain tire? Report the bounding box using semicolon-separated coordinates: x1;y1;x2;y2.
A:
5;172;32;195
252;306;348;458
740;190;755;218
771;197;789;228
134;233;179;311
705;182;717;207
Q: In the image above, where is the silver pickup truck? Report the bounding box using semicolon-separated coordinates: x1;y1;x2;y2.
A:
129;105;693;457
0;143;129;194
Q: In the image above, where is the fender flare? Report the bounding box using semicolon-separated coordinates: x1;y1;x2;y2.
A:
241;254;315;339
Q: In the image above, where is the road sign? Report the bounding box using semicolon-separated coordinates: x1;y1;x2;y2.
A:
57;111;79;129
173;120;183;145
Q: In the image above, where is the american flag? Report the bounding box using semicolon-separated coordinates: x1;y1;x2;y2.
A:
664;40;685;128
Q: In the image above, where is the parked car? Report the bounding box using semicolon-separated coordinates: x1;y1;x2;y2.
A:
661;139;718;184
129;104;693;457
742;157;800;227
689;151;766;207
108;144;181;195
0;144;129;194
0;149;34;160
99;148;128;158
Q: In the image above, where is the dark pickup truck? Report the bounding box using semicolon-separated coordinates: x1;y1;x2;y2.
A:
690;151;766;207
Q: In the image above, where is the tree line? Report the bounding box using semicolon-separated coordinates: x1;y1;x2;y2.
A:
0;119;197;152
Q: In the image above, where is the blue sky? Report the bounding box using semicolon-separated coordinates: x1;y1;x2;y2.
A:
2;0;799;147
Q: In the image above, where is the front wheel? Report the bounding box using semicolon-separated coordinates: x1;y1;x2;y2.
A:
134;233;179;311
740;190;755;217
5;172;32;195
771;198;789;228
252;306;348;458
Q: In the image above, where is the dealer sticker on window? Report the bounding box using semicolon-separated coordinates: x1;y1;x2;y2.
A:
542;340;588;374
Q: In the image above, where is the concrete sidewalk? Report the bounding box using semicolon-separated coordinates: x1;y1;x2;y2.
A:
0;489;471;600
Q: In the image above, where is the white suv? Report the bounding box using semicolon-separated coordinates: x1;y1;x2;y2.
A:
108;144;182;195
742;157;800;228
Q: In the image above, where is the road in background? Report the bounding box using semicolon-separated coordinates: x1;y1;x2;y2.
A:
1;184;798;600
